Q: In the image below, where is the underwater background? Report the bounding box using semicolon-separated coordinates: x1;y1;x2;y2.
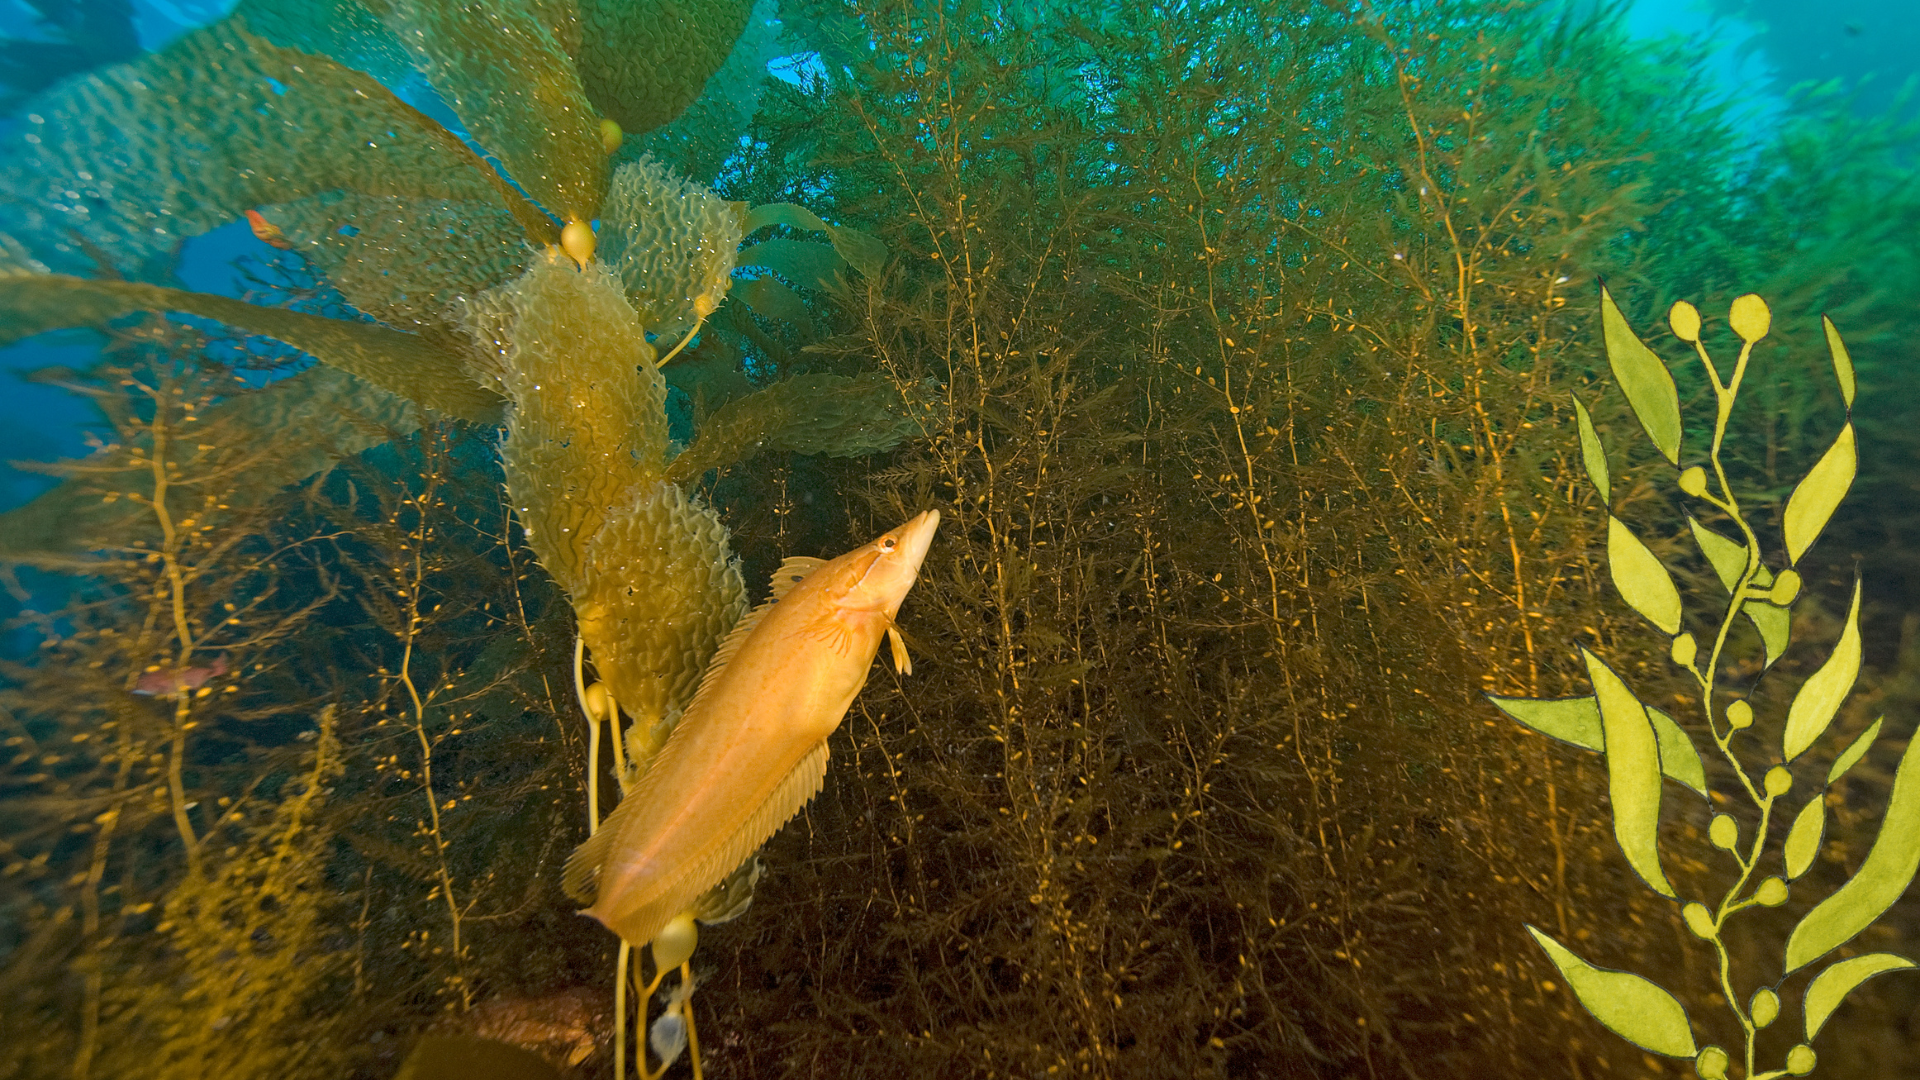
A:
1;0;1917;1077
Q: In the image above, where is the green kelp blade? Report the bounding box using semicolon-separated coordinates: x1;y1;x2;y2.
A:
1599;285;1682;464
1783;423;1856;566
1485;695;1705;795
735;275;811;325
620;0;782;185
1526;925;1697;1057
1745;593;1791;669
1608;516;1683;635
1803;954;1915;1042
1689;516;1749;593
1687;516;1789;664
1785;721;1920;972
739;238;849;293
1784;796;1826;880
576;0;756;136
0;274;500;423
1573;396;1610;504
1582;646;1677;896
1490;694;1604;746
1646;706;1707;797
1783;579;1861;762
741;202;889;278
1823;315;1857;409
1828;717;1883;785
665;373;915;484
235;0;415;84
378;0;607;223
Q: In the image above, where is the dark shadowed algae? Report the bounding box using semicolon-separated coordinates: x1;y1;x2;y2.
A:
1;2;1918;1078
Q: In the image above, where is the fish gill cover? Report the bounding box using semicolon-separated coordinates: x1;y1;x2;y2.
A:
2;1;1919;1079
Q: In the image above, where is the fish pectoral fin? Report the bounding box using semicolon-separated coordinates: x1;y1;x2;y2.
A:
887;624;911;676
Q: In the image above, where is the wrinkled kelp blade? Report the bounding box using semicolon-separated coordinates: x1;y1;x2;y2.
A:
1526;926;1697;1057
0;18;551;279
580;482;747;726
376;0;606;223
1487;694;1705;796
1785;726;1920;972
260;193;530;348
666;374;916;484
575;0;757;136
463;260;669;583
1582;646;1676;897
1803;954;1914;1042
234;0;415;85
598;158;746;339
1599;285;1681;464
1783;580;1861;762
0;275;500;423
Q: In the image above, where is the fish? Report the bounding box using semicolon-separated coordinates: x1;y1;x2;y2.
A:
563;509;941;948
133;654;229;696
244;209;295;250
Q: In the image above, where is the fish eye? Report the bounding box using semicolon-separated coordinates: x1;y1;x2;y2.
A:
882;537;897;551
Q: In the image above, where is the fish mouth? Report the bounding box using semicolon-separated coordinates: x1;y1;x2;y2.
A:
895;509;941;569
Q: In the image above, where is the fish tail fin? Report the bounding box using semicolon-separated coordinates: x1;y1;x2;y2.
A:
562;792;637;905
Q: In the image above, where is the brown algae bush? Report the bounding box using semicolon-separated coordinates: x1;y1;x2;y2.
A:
2;1;1919;1078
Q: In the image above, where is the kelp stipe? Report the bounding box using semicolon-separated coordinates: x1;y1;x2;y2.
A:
1487;291;1916;1079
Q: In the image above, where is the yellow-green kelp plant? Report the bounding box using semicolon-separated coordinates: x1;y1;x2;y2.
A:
4;0;1920;1078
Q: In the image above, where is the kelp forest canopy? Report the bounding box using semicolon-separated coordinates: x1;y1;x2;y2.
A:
1;1;1918;1078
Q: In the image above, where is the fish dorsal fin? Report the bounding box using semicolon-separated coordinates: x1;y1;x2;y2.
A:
768;555;826;602
604;739;831;947
678;555;829;722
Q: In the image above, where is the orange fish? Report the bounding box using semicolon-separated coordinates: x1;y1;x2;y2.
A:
133;653;229;696
244;209;295;250
564;510;941;947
